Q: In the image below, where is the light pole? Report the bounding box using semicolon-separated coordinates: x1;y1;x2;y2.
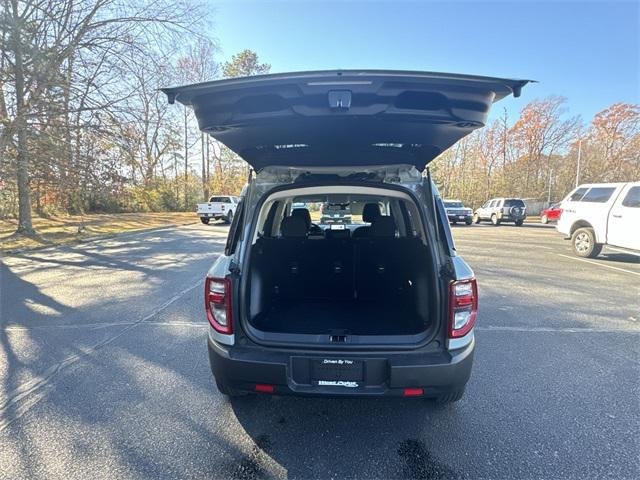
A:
575;139;582;188
547;168;553;205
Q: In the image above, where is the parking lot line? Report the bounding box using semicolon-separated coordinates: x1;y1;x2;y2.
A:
557;253;640;277
607;246;640;257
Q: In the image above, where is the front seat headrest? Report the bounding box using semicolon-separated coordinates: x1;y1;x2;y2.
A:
281;216;308;238
370;216;396;237
362;203;382;223
291;208;312;230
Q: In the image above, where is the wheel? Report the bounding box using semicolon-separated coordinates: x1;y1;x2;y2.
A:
491;214;500;226
225;210;234;224
432;388;465;404
473;213;480;224
540;214;548;224
200;217;210;225
572;227;602;258
216;380;248;397
465;219;472;226
515;219;524;227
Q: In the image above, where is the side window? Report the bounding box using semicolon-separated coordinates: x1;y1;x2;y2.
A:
489;200;497;208
568;188;588;202
622;186;640;208
581;187;615;203
224;199;244;255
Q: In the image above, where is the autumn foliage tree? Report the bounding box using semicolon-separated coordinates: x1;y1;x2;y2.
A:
432;98;639;209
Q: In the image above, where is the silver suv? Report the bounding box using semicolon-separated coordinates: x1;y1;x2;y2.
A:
163;70;528;402
473;198;527;226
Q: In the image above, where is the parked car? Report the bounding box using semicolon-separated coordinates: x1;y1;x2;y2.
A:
443;200;473;225
473;198;527;226
320;202;352;224
557;182;640;258
196;195;239;224
163;70;529;402
540;203;562;224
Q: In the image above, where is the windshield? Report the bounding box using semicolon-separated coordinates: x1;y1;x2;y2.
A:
444;201;464;208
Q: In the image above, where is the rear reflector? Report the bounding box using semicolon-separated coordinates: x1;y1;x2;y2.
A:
403;388;424;397
255;384;275;393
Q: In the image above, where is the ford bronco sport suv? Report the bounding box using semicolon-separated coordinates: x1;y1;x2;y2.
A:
163;70;529;402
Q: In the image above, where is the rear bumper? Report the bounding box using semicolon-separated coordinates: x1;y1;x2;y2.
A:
207;335;474;397
447;214;472;222
499;214;526;221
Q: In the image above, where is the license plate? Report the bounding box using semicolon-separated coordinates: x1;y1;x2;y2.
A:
312;359;363;387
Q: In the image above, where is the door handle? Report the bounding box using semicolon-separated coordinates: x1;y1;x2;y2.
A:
612;214;622;218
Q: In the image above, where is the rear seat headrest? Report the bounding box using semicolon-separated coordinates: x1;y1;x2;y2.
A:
291;208;312;230
281;215;308;238
362;203;382;223
370;216;396;237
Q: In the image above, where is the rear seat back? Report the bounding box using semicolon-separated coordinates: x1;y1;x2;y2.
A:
354;216;410;300
253;214;421;304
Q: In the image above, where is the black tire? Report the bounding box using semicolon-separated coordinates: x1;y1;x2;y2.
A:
540;214;548;224
433;389;465;404
473;213;480;224
216;380;248;397
200;217;210;225
465;219;472;226
515;219;524;227
491;214;500;226
572;227;602;258
225;210;234;224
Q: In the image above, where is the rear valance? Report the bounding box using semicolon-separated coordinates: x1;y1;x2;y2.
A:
162;70;531;171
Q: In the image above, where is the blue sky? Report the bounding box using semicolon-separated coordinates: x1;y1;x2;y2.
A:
210;0;639;124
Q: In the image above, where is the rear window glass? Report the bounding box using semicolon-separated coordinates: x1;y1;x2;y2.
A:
209;196;231;203
581;187;615;203
504;199;525;207
569;188;588;201
622;186;640;208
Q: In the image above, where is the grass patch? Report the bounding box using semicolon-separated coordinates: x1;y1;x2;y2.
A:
0;212;198;254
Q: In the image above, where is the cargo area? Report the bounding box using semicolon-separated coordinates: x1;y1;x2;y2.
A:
244;189;436;343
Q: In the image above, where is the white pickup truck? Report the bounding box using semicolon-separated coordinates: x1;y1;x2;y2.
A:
197;196;240;224
557;182;640;258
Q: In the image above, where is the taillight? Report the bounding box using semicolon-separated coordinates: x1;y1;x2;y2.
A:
448;279;478;338
205;277;232;334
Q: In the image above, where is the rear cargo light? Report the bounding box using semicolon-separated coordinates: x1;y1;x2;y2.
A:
205;277;232;334
448;279;478;338
255;384;275;393
403;388;424;397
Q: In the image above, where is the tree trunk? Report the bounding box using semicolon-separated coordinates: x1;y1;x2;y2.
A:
201;132;206;201
12;0;34;235
205;137;210;200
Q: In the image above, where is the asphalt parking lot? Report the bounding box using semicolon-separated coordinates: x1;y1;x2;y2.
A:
1;222;639;479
